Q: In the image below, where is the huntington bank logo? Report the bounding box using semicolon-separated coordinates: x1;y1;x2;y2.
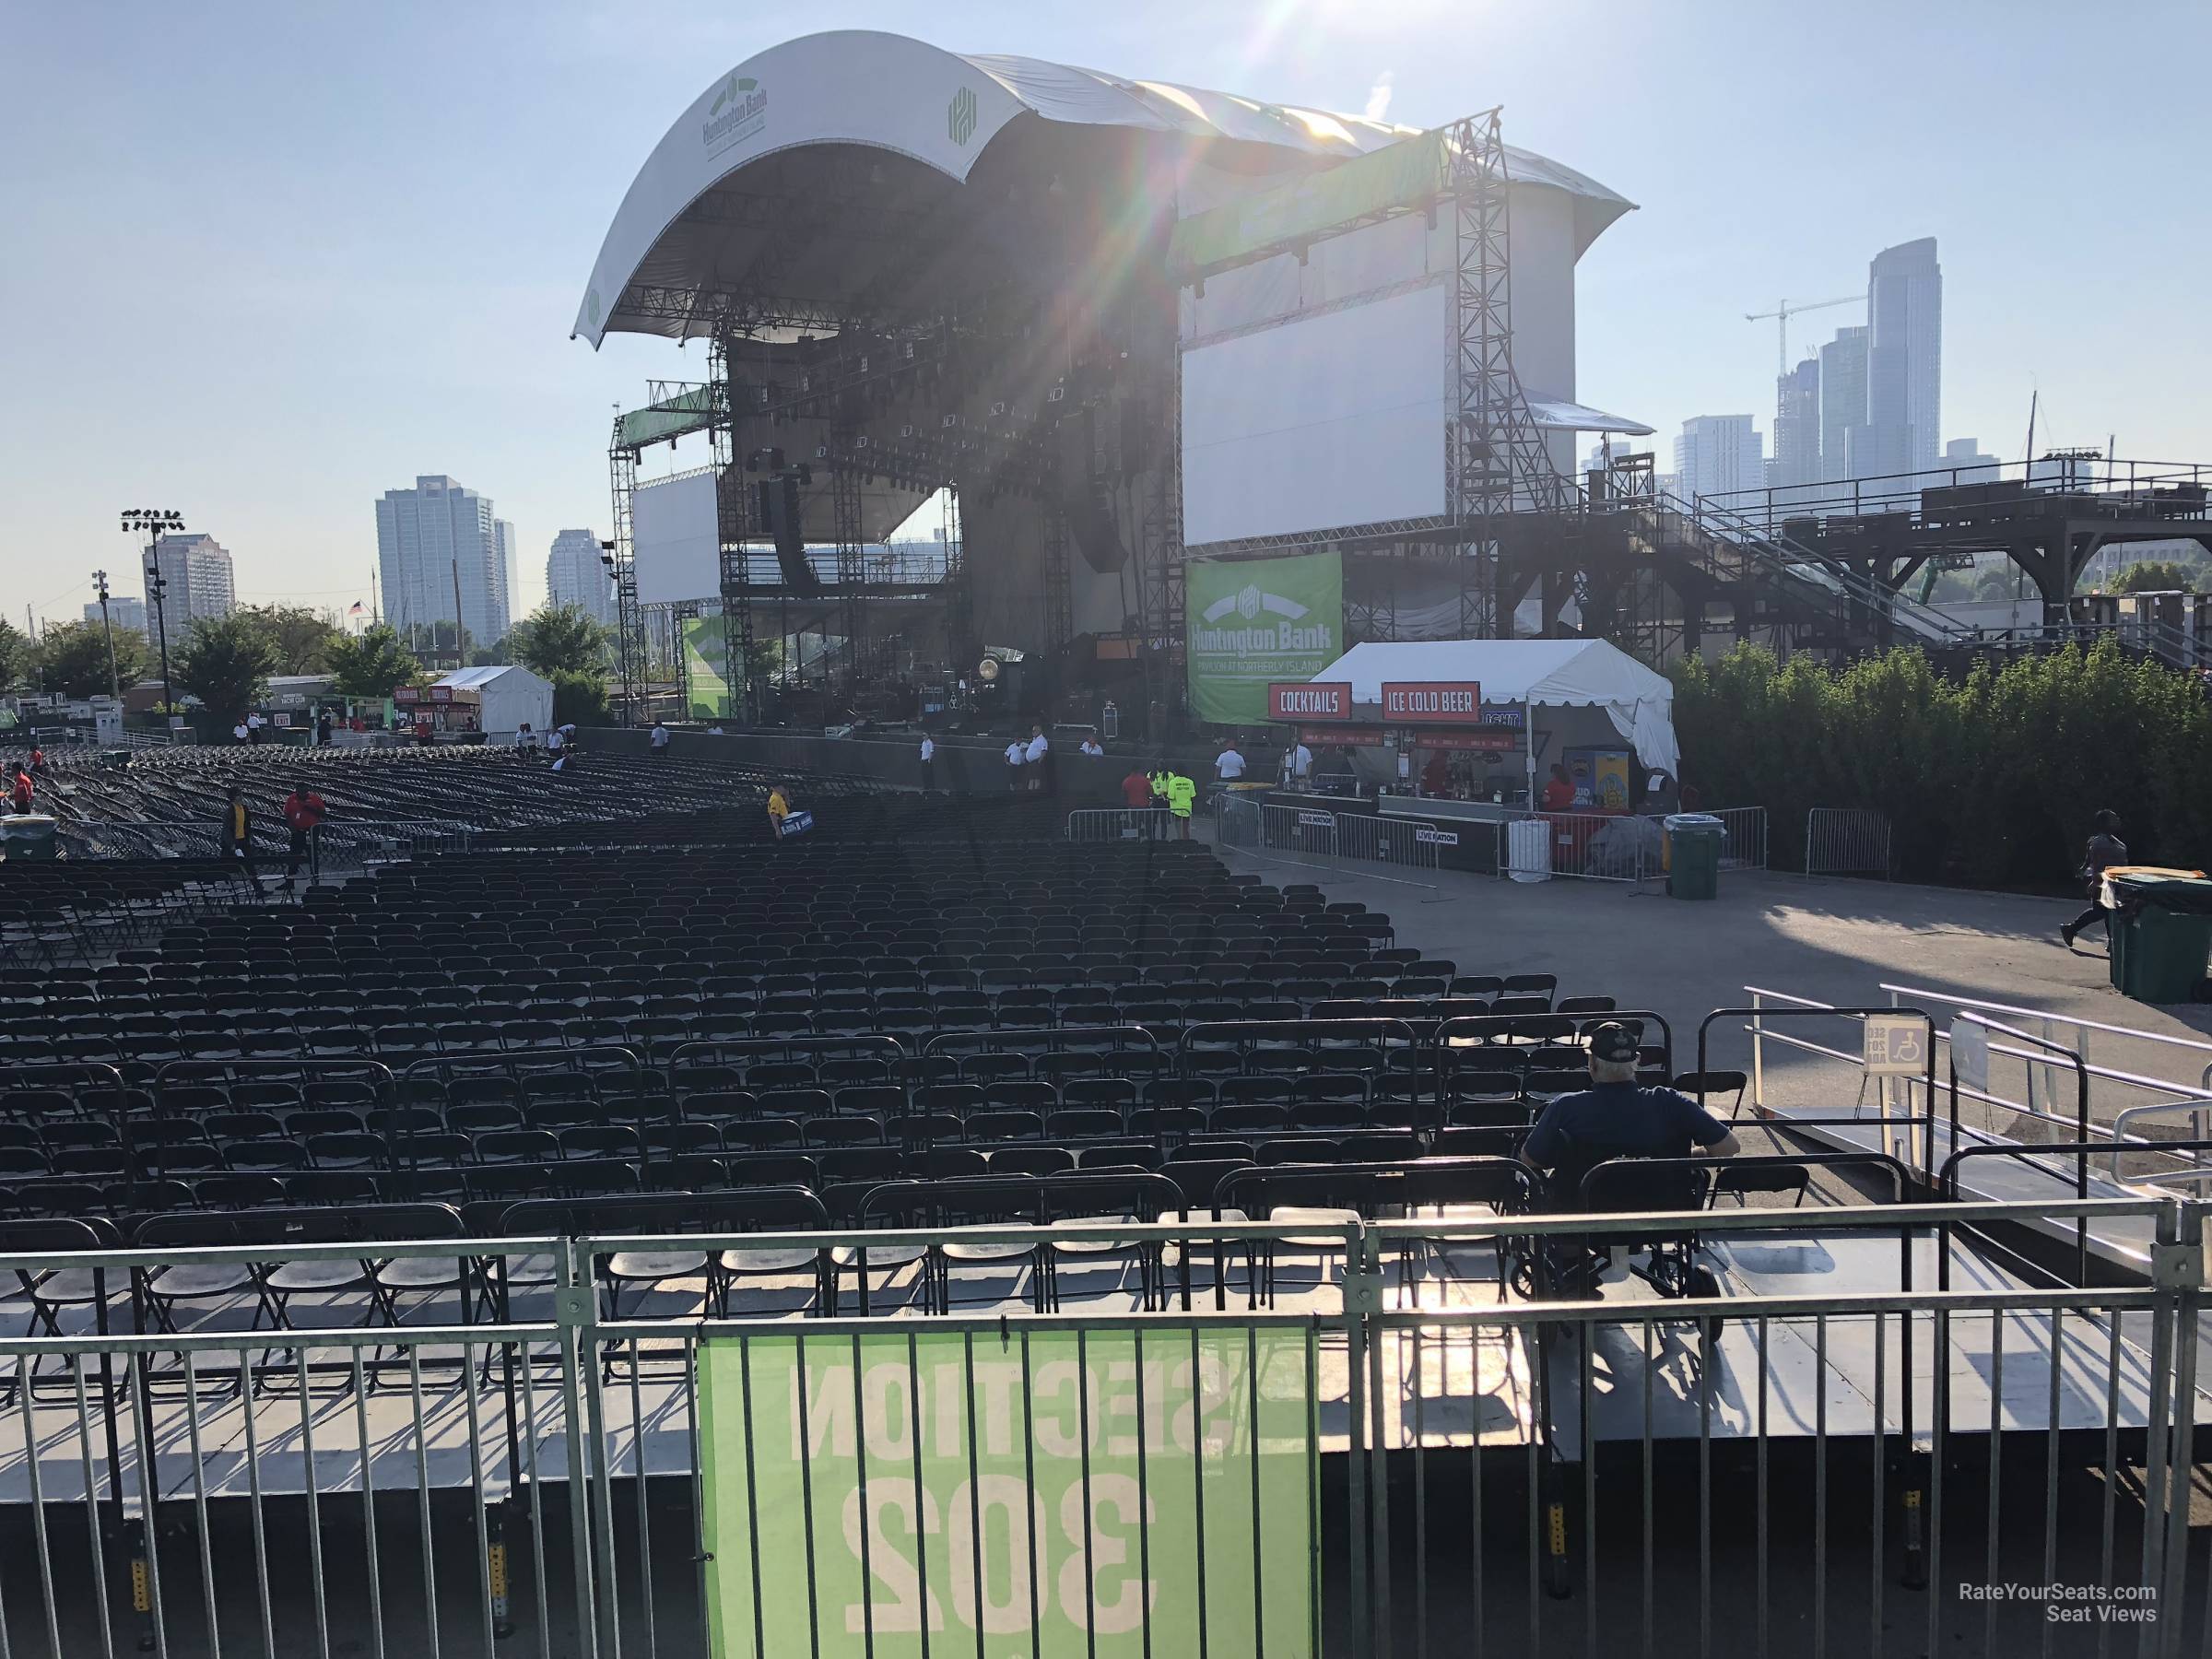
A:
701;75;767;156
947;85;978;146
1193;585;1333;654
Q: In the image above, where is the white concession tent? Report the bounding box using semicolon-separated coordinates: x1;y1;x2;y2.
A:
1310;639;1680;775
434;666;554;744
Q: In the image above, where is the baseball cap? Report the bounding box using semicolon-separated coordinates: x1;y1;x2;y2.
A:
1587;1022;1640;1065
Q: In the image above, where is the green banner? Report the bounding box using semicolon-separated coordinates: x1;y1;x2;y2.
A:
700;1327;1318;1659
1168;132;1445;278
617;384;718;450
681;615;733;719
1185;550;1343;726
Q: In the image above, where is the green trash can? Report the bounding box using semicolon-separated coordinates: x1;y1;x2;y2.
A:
1665;813;1724;900
2107;874;2212;1003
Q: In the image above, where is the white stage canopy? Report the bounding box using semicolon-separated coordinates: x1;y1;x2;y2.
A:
1311;638;1679;774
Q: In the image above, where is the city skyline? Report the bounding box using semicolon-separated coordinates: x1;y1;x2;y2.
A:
5;3;2207;622
546;528;617;626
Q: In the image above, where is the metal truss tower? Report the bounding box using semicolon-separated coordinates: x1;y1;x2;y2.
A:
606;421;647;724
707;339;756;725
941;484;973;676
1041;504;1072;652
1450;108;1566;638
830;434;866;692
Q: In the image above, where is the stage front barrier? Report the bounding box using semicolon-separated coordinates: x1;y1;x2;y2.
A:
0;1198;2200;1656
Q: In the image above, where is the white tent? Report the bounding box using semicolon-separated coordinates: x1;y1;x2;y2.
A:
435;666;554;744
1310;639;1679;774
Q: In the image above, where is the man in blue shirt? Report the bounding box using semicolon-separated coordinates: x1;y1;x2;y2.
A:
1521;1022;1740;1208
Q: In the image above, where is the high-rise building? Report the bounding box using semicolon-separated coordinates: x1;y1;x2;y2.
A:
1674;415;1765;502
1818;326;1870;481
85;595;149;637
494;521;518;642
546;529;617;625
144;533;236;637
1941;438;2001;480
373;477;512;651
1769;359;1822;489
1865;237;1942;476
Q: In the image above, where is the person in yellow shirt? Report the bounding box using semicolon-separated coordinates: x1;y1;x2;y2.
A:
1163;771;1197;840
766;783;790;838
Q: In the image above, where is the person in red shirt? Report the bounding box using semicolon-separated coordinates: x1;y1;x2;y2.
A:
282;785;327;887
8;768;30;816
1539;763;1576;813
1120;767;1154;810
28;747;44;773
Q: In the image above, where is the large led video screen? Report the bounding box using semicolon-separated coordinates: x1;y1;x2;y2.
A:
631;469;722;606
1180;282;1450;547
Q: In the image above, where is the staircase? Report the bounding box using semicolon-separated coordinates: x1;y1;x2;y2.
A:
1603;488;1978;658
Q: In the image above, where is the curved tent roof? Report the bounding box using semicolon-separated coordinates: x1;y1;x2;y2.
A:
576;29;1634;347
1311;639;1678;773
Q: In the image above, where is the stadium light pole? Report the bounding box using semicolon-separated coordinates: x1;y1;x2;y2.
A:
122;509;184;722
90;569;120;702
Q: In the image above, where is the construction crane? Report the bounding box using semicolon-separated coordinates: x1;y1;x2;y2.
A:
1745;294;1862;379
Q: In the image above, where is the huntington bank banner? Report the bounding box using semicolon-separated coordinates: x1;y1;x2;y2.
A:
699;1327;1318;1658
1185;550;1344;725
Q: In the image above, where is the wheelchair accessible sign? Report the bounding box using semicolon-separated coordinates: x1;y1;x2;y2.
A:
1862;1014;1930;1075
697;1326;1319;1657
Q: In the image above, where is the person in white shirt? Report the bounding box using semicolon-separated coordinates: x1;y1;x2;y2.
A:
919;734;936;792
1025;725;1050;794
650;723;670;755
1214;741;1245;782
232;722;250;745
1079;736;1103;758
1282;741;1312;785
546;726;566;755
1004;737;1025;794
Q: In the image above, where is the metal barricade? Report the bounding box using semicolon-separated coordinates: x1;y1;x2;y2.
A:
1063;806;1169;842
0;1194;2204;1655
1510;810;1656;882
1334;811;1441;872
1645;804;1769;870
1260;802;1340;858
1806;806;1892;877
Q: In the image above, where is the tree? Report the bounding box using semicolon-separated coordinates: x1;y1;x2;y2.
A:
0;620;29;694
323;624;420;700
241;604;339;674
508;604;611;678
33;619;148;699
173;614;278;724
2110;560;2203;595
549;669;610;729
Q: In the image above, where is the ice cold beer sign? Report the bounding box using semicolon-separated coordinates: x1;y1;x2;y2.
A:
1381;681;1482;723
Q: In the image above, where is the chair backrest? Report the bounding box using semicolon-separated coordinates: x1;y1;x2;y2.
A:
1580;1159;1712;1215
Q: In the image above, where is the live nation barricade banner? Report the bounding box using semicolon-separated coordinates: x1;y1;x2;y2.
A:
699;1326;1318;1658
1185;550;1343;726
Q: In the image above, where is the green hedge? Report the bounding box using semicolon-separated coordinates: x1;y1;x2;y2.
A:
1669;641;2212;886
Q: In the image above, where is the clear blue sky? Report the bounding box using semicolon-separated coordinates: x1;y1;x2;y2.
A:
5;0;2205;627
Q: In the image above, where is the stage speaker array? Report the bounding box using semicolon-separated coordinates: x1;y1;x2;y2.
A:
1056;407;1128;574
756;475;820;593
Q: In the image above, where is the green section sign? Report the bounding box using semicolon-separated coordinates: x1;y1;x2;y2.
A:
1185;550;1344;727
681;616;733;720
700;1327;1318;1659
